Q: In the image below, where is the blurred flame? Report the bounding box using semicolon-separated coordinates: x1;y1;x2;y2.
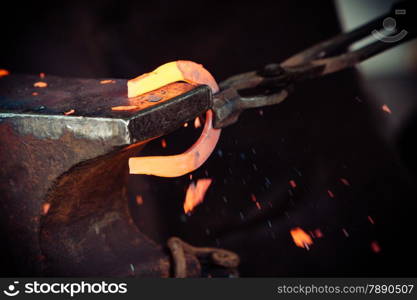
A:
0;69;10;77
34;81;48;88
100;79;115;84
161;139;167;148
136;195;144;205
371;241;381;253
382;104;392;114
64;109;75;115
340;178;350;186
290;227;313;249
194;116;201;128
41;203;51;215
314;229;323;238
184;178;212;213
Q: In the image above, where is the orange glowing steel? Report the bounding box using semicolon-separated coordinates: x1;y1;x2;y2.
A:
183;178;212;213
129;110;221;177
290;227;313;249
0;69;10;77
100;79;115;84
194;116;201;128
111;105;139;111
64;109;75;115
34;81;48;88
127;60;219;98
382;104;392;114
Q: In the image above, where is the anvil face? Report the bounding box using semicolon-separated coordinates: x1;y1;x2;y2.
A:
0;75;212;144
0;74;210;276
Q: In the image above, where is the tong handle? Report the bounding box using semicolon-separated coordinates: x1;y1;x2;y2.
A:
282;0;414;68
212;0;415;129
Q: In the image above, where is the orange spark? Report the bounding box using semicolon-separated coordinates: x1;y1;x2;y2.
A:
111;105;139;111
39;72;45;78
127;60;219;98
371;241;381;253
290;227;313;249
340;178;350;186
184;122;189;128
255;202;262;210
135;195;144;205
0;69;10;77
289;180;297;188
41;203;51;215
183;178;212;213
314;229;324;238
129;110;221;177
194;116;201;128
64;109;75;115
100;79;115;84
34;81;48;88
161;139;167;148
382;104;392;114
327;190;334;198
32;92;39;96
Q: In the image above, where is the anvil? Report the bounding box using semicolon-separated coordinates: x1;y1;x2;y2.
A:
0;74;212;276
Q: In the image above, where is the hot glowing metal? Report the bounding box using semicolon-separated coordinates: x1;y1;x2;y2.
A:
129;110;221;177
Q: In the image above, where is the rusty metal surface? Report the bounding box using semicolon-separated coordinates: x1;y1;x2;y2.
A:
0;74;211;276
40;144;200;276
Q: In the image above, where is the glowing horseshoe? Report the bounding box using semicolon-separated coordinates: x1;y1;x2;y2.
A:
128;60;219;98
129;110;221;177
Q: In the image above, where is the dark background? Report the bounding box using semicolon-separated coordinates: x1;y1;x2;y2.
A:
1;0;417;276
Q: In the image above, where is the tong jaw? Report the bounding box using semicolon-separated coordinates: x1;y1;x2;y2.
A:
212;0;415;129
